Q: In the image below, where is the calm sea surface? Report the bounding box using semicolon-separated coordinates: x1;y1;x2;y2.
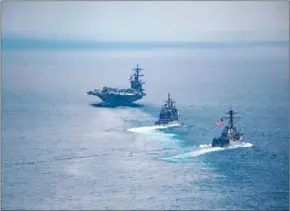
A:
2;44;289;210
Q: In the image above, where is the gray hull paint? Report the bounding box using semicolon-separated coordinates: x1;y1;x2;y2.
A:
93;93;143;105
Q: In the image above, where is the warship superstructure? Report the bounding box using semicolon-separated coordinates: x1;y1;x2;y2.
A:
155;93;180;125
212;107;243;148
87;64;145;106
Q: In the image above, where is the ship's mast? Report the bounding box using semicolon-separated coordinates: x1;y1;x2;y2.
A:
228;109;234;129
165;93;176;109
222;106;239;129
132;64;144;81
130;64;145;91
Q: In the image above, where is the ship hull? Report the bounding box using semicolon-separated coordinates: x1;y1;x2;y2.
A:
212;137;230;148
212;136;243;148
88;92;144;106
155;120;181;127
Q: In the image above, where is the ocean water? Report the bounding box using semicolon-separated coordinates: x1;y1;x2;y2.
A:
2;44;289;210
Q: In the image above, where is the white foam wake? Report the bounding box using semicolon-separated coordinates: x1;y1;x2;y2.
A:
127;124;180;148
159;142;253;162
127;123;180;134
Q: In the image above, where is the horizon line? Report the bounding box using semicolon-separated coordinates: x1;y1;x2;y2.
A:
2;37;288;51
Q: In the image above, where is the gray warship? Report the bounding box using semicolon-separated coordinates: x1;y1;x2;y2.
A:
155;93;180;126
212;107;243;148
87;64;145;106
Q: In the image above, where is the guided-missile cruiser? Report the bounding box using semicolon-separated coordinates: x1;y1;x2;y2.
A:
155;93;180;126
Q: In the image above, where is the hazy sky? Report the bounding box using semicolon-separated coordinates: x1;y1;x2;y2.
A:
2;1;289;41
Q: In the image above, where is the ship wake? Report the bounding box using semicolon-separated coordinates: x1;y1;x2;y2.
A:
159;142;253;162
127;123;180;134
127;124;180;148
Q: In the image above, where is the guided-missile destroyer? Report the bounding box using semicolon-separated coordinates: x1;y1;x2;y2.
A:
87;64;145;106
212;107;243;148
155;93;180;126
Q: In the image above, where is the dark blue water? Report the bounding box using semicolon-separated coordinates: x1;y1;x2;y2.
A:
2;46;289;210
